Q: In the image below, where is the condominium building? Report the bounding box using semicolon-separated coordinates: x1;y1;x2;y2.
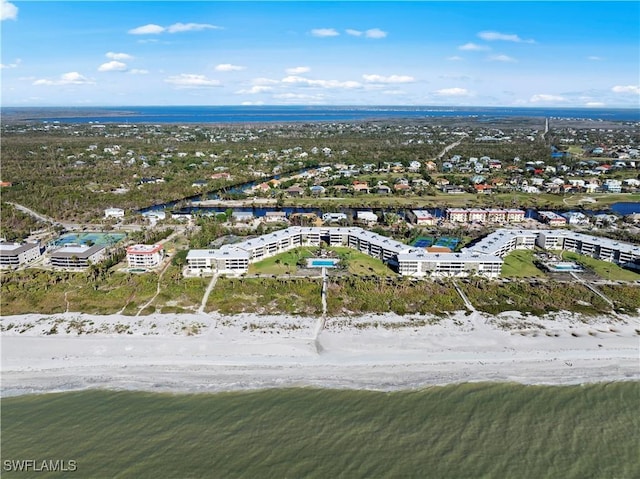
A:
49;245;107;269
0;242;43;268
185;227;639;279
126;244;164;268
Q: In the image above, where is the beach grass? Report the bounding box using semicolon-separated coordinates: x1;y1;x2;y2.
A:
2;383;638;479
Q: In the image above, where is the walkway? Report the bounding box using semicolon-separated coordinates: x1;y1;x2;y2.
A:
435;134;468;160
453;280;476;312
198;273;219;314
134;260;173;316
570;272;615;309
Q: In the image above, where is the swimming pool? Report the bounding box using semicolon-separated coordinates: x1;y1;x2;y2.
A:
307;258;339;268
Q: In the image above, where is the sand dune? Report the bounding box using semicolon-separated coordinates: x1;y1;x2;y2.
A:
1;310;638;396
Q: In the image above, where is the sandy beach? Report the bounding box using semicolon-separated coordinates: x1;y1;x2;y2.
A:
1;310;638;397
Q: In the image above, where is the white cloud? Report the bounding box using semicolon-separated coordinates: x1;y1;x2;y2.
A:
362;74;415;84
478;31;535;43
346;29;362;37
106;52;133;61
33;72;94;86
585;102;605;107
587;56;603;61
166;22;220;33
1;58;21;69
530;94;567;103
435;88;469;96
129;22;219;35
129;24;165;35
286;66;310;75
236;85;273;94
273;92;325;101
252;77;280;85
365;28;387;39
458;42;489;51
98;61;127;72
447;56;463;61
241;101;265;106
310;28;339;37
488;54;517;62
129;69;149;75
1;0;18;21
165;74;221;88
215;63;245;72
612;85;640;95
281;76;361;89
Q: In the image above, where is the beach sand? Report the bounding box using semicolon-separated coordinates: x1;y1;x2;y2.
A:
1;310;638;396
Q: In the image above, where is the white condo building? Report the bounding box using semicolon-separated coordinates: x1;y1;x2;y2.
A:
186;227;640;279
0;242;43;268
126;244;164;268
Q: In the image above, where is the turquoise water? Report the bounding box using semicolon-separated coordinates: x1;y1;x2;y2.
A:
309;259;339;267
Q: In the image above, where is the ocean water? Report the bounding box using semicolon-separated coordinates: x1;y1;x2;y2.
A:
3;105;639;124
2;384;638;478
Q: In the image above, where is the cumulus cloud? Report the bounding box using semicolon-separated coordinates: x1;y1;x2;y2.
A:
252;77;280;85
447;56;464;61
478;31;535;43
215;64;245;72
98;61;127;72
165;74;221;88
1;58;21;69
612;85;640;95
458;42;489;51
365;28;387;39
488;54;517;62
273;92;325;101
585;102;605;107
435;88;469;96
33;72;94;86
129;22;220;35
235;85;273;94
167;22;220;33
344;28;386;38
129;23;165;35
129;69;149;75
362;74;415;84
530;94;567;103
310;28;339;37
281;75;361;89
106;52;133;61
1;0;18;21
286;66;310;75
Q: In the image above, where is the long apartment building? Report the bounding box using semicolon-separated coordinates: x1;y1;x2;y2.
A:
186;227;503;278
187;226;639;279
446;208;525;223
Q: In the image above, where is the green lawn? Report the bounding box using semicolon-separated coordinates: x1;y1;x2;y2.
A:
501;250;545;278
2;384;639;479
248;247;316;275
331;246;397;276
561;251;640;282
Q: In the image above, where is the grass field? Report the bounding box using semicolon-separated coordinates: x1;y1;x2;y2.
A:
2;383;638;478
501;250;546;278
561;251;640;282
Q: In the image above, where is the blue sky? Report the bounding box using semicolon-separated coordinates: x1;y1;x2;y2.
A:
1;1;639;107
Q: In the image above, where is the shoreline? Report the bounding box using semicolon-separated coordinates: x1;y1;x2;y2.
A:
2;310;638;397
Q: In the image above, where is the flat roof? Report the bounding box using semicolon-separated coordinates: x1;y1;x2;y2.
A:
127;244;163;254
0;242;39;255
